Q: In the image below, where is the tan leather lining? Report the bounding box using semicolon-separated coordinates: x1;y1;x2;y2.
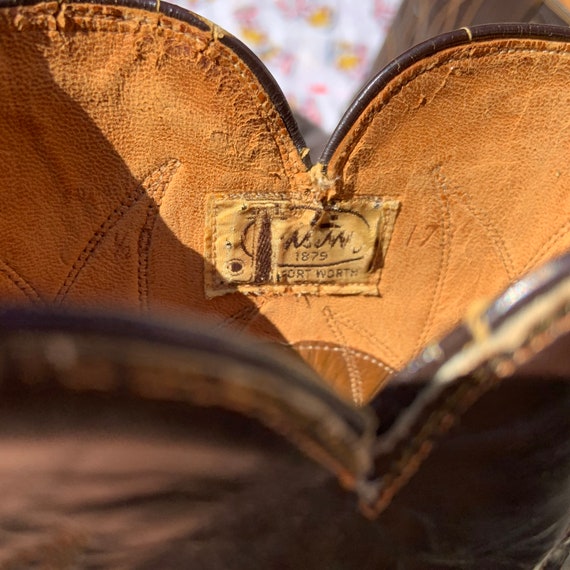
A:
325;39;570;398
0;5;569;404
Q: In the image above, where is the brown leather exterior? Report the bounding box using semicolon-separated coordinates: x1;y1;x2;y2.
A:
368;252;570;516
0;250;568;569
364;252;570;567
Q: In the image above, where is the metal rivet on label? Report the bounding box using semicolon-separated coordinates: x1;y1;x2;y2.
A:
227;259;245;276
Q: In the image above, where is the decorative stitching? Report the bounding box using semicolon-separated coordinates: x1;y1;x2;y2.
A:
491;309;570;378
413;165;454;354
327;312;401;364
366;368;496;517
215;303;262;332
293;342;395;374
55;160;179;304
0;259;43;304
523;219;570;274
138;159;181;310
209;199;219;290
2;331;368;496
436;165;516;280
323;305;364;405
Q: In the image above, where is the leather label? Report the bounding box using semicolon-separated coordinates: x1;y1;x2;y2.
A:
205;195;400;297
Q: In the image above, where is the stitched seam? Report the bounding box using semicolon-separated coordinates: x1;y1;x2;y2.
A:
138;201;156;310
56;190;146;303
208;284;383;296
10;336;362;496
437;165;516;280
0;260;43;304
492;309;570;377
332;45;570;173
294;342;395;373
369;373;489;517
413;165;453;355
215;303;265;334
55;160;178;304
137;159;180;310
210;199;220;291
215;305;258;327
523;219;570;274
368;302;570;517
330;312;401;364
323;305;363;405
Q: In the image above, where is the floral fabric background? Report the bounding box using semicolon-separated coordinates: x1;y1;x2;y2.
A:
180;0;402;134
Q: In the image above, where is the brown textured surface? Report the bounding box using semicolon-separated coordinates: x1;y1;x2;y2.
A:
1;3;570;407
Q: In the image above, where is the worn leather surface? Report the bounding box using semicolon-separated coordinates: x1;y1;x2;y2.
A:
325;30;570;397
0;389;374;569
1;379;565;570
0;3;568;567
0;2;569;404
0;308;383;568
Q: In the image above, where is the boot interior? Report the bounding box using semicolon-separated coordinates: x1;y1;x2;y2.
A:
0;2;569;404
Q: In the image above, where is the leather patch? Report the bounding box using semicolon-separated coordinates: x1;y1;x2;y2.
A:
205;195;400;297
